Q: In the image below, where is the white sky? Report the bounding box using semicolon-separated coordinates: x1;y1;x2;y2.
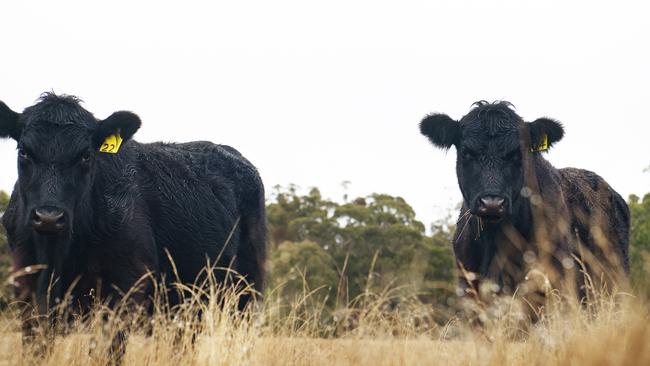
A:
1;0;649;228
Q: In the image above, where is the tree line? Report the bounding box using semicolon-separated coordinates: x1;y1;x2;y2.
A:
265;185;455;309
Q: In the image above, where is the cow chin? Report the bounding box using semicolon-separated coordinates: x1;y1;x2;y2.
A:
33;227;72;238
476;213;506;225
469;205;507;224
30;226;73;246
32;222;70;236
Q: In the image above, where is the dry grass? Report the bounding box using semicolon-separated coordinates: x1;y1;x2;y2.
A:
0;273;648;366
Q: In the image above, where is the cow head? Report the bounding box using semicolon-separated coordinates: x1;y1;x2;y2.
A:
420;101;564;224
0;93;141;237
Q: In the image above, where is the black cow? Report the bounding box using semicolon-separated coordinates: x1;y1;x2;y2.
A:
0;93;266;342
420;101;629;306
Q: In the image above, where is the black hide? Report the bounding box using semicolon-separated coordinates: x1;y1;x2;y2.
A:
0;93;267;317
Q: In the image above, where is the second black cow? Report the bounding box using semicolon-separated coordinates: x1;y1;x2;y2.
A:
420;101;629;304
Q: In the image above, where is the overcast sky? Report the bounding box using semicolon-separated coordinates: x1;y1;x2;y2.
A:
1;0;648;227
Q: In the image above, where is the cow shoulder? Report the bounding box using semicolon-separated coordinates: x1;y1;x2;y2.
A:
134;141;262;213
558;168;609;204
557;167;621;228
177;141;260;189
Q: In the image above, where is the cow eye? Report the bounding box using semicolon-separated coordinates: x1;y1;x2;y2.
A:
505;150;521;162
18;148;30;160
462;150;476;161
79;152;92;164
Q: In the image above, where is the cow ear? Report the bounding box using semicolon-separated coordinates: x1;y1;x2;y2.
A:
93;111;141;149
0;100;24;141
419;113;460;149
528;117;564;152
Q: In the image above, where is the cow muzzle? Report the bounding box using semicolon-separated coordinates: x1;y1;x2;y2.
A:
476;195;507;223
31;206;68;234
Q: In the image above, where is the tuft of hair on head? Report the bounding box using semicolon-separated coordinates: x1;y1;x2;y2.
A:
471;100;490;109
470;100;515;110
36;91;84;106
419;113;460;150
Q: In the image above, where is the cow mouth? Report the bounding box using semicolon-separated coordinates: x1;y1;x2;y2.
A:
33;228;66;236
477;213;505;224
32;222;68;235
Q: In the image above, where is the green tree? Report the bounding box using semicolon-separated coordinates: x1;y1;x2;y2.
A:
268;240;339;307
266;186;456;308
0;190;11;306
333;194;428;299
419;222;456;303
629;193;650;295
267;185;338;248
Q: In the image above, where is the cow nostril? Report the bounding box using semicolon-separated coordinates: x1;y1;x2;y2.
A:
478;196;507;216
480;197;505;207
476;196;507;221
34;209;64;221
31;210;43;224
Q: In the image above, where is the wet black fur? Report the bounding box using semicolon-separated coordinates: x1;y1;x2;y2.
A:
0;93;267;319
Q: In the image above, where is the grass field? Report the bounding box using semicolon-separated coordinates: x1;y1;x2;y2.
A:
0;279;649;366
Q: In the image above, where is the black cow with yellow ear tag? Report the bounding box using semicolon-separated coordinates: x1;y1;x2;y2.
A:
419;101;629;314
0;92;267;359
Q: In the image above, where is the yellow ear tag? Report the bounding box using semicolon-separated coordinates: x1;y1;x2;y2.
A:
99;133;123;154
530;134;548;152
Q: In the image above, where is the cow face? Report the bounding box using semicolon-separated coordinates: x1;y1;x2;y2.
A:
0;93;140;236
420;101;564;223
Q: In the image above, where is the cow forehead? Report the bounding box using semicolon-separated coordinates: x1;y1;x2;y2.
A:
460;121;521;151
458;104;523;151
461;119;519;136
20;123;92;158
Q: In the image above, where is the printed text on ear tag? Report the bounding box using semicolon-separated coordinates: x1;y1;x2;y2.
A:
99;133;123;154
530;134;548;152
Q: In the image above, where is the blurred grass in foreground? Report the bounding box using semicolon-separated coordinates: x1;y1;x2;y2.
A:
1;189;649;365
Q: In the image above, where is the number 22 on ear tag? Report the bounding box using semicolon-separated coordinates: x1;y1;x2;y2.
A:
99;133;123;154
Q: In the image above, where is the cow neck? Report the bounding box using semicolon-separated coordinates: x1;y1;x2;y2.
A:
85;153;131;239
526;154;570;247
